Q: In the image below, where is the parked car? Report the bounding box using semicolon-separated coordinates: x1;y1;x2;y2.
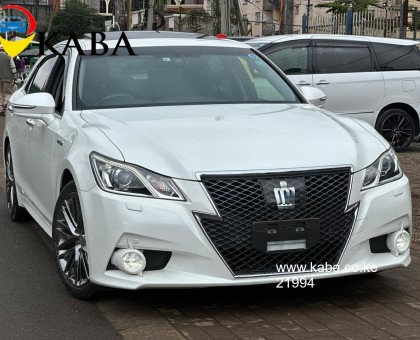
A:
248;34;420;152
3;32;412;299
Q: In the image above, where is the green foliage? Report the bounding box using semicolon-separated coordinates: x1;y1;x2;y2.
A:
211;0;221;34
315;0;380;14
183;8;211;32
154;0;167;13
48;0;104;45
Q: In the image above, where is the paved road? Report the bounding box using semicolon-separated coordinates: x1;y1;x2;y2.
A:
97;248;420;340
2;194;420;340
0;194;121;340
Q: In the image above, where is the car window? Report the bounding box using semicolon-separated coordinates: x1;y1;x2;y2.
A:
372;43;420;71
44;56;66;113
315;41;373;74
263;41;312;75
26;56;59;94
76;46;302;109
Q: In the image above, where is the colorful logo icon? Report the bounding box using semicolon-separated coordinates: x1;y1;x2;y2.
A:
0;5;36;58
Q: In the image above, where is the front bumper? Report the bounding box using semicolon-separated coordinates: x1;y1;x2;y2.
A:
79;173;412;290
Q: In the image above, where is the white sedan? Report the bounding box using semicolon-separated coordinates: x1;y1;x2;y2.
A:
3;32;412;299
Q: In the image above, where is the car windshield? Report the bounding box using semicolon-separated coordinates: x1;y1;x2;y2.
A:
76;46;301;109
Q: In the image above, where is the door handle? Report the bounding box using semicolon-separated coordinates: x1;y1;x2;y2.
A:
316;80;330;85
26;119;35;128
297;81;311;86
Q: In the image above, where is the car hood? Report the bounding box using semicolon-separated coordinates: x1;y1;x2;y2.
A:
81;104;388;180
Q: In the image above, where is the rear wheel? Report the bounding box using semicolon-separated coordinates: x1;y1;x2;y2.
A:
376;109;415;152
5;145;31;221
52;181;98;299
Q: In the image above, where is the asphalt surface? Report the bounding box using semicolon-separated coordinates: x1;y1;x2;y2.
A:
0;194;121;340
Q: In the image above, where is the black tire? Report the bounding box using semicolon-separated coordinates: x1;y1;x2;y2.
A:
52;181;98;299
376;108;415;152
5;145;31;221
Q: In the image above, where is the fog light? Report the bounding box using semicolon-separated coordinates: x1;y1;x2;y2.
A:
386;230;411;256
111;248;146;275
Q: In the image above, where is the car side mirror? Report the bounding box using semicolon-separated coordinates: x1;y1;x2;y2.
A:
12;92;56;125
300;86;327;108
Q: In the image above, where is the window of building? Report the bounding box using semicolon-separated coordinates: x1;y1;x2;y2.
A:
100;0;115;13
255;12;261;25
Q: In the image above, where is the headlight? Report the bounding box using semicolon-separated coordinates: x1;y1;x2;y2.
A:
90;153;184;200
362;149;402;190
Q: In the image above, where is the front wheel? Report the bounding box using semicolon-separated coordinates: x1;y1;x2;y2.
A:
52;181;98;299
376;109;415;152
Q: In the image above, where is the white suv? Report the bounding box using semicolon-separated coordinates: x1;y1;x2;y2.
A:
3;32;412;299
248;34;420;152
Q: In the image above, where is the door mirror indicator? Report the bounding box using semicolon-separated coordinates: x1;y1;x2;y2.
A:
12;92;56;125
300;86;327;108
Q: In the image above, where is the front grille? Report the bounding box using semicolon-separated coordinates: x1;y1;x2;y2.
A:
200;168;355;276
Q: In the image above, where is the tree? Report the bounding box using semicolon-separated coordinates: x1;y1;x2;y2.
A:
211;0;221;34
48;0;104;45
316;0;380;14
183;8;211;33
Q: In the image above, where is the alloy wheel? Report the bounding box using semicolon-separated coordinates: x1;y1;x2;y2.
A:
54;192;90;288
380;113;413;151
5;148;15;214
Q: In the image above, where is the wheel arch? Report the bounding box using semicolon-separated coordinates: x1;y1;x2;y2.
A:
3;137;10;163
377;103;420;136
60;169;75;193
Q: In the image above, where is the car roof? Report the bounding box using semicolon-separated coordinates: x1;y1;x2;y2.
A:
248;34;419;46
58;32;250;51
83;31;217;41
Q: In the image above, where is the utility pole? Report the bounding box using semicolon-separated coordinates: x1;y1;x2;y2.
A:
285;0;293;34
307;0;310;32
232;0;245;35
220;0;229;35
147;0;155;30
35;0;40;21
127;0;132;30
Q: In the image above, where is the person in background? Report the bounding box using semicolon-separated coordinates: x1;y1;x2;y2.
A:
14;55;19;70
0;45;17;116
18;56;26;78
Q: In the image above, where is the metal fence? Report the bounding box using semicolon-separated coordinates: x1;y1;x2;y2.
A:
308;8;401;38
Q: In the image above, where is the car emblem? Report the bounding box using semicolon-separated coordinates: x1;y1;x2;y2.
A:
273;181;296;209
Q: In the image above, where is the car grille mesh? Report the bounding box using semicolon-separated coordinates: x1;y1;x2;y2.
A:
200;169;355;276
